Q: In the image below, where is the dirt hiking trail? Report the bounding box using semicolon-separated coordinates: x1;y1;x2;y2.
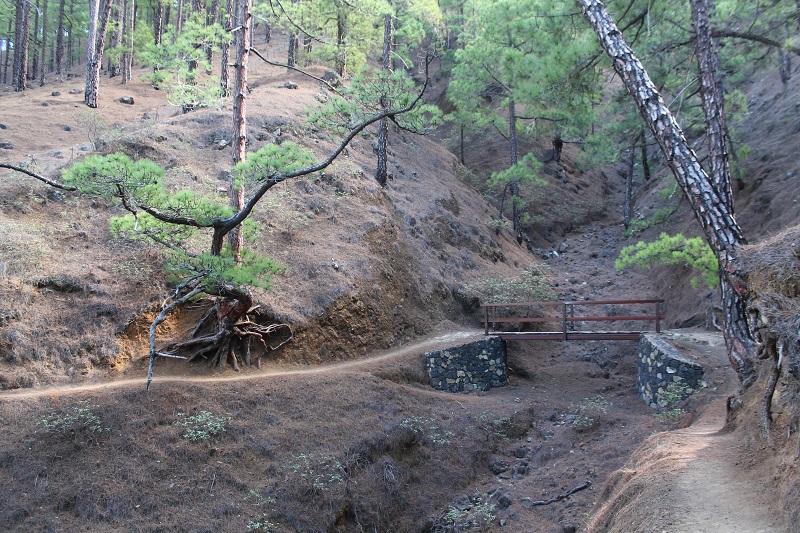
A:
0;329;484;400
589;330;788;532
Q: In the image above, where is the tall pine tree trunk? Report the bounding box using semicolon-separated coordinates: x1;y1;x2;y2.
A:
227;0;252;261
287;0;297;68
692;0;732;209
12;0;30;92
623;134;641;229
153;0;164;45
508;97;523;245
577;0;755;386
375;10;393;186
109;0;122;77
220;0;232;97
336;6;347;77
67;0;74;70
30;3;38;81
205;0;219;72
39;0;48;86
5;19;14;84
174;0;183;39
55;0;65;79
85;0;113;108
122;0;133;83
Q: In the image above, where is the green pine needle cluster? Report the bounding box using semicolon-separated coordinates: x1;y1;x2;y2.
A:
616;233;719;289
235;142;316;186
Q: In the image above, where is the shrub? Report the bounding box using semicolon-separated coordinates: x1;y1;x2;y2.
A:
286;453;346;492
174;411;229;441
400;416;455;445
655;382;694;422
246;514;278;532
568;396;611;430
475;412;511;440
434;496;496;532
39;400;109;441
459;265;556;304
625;205;679;236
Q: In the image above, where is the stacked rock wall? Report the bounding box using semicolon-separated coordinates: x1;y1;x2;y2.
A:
426;336;507;392
638;333;704;409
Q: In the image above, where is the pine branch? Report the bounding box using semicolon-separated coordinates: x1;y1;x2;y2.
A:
250;48;343;95
0;163;77;191
712;28;800;56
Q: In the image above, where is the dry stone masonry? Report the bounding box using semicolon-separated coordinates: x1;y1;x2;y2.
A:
426;336;508;392
637;333;704;409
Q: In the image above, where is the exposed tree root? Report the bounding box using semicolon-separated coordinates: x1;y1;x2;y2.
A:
761;343;783;446
164;296;293;372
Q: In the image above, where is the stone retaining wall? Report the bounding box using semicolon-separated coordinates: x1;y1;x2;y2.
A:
426;336;507;393
637;333;704;409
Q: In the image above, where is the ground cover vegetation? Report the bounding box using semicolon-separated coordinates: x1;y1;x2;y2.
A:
2;0;800;529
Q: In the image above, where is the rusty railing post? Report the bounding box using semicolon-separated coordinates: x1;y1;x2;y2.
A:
563;303;568;341
570;303;576;331
484;305;489;335
655;301;661;333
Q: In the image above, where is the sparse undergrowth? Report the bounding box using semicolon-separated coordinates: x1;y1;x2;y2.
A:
38;399;109;444
458;264;556;304
432;495;497;532
566;396;611;431
655;382;695;423
400;416;455;445
174;410;229;441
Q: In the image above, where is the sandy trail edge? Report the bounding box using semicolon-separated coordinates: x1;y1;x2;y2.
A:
0;330;484;401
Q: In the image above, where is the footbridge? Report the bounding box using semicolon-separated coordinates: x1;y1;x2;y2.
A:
482;299;664;341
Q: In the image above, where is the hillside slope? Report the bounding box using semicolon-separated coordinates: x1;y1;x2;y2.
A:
0;69;536;387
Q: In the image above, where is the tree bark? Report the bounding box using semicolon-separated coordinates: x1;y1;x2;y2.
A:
55;0;65;79
641;139;650;181
154;0;164;45
336;3;347;77
227;0;251;261
205;0;220;71
67;0;74;70
122;0;133;83
174;0;183;39
779;50;791;85
287;0;297;68
39;0;48;86
109;0;122;78
577;0;755;386
508;97;523;245
623;135;638;229
220;0;232;96
85;0;113;107
691;0;732;210
3;19;11;84
375;10;393;186
30;2;38;81
459;123;465;165
12;0;30;92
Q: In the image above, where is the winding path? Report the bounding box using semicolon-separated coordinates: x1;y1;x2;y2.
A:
0;330;483;401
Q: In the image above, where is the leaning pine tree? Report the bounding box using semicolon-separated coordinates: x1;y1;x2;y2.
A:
576;0;756;386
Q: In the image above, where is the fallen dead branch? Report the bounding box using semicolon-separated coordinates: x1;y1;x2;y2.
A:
529;481;592;506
